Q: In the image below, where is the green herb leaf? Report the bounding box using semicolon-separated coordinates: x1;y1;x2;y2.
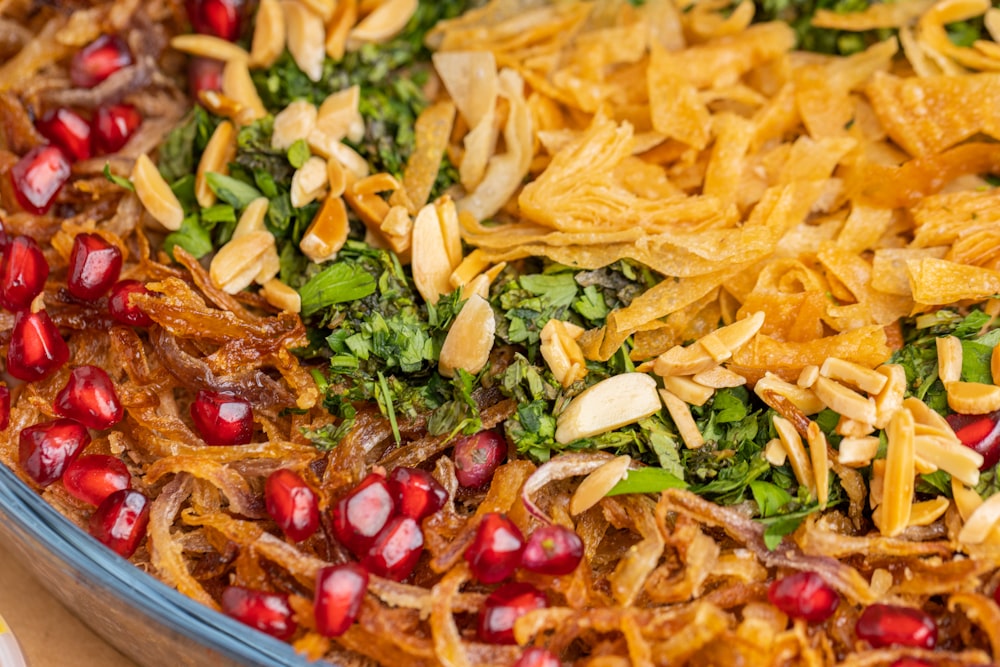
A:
163;216;213;260
287;139;311;169
299;262;378;316
103;163;135;192
607;467;687;496
750;480;793;517
205;172;263;208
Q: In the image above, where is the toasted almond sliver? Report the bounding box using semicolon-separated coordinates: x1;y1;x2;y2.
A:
272;100;318;151
764;438;787;466
290;156;329;208
249;0;286;68
325;0;358;61
958;491;1000;544
835;415;876;438
132;154;183;231
222;58;266;122
438;294;495;378
653;342;715;377
348;0;417;47
661;375;714;407
316;85;364;144
232;197;270;239
171;34;250;62
797;365;819;388
869;568;893;598
870;459;886;509
881;408;915;538
913;432;982;487
806;421;829;508
819;357;888;395
262;278;302;313
773;415;816;496
952;477;983;522
570;455;632;516
812;376;878;424
908;496;950;527
450;249;492;288
697;331;731;363
299;196;349;264
913;454;937;476
299;0;335;21
692;365;746;389
754;373;825;415
837;436;880;468
209;231;273;294
555;374;661;444
659;388;705;449
903;396;958;440
946;381;1000;415
937;336;964;385
283;0;325;82
411;203;454;305
255;244;280;285
874;364;906;429
715;311;766;350
435;196;463;270
195;120;236;208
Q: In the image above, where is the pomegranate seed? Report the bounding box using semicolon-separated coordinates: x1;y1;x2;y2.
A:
464;512;525;584
67;233;122;301
70;34;132;88
767;571;840;623
855;604;937;649
362;516;424;581
54;365;123;430
453;429;506;488
89;488;149;558
108;279;155;327
314;563;368;637
190;390;254;446
186;0;246;41
18;418;91;487
189;57;224;100
521;525;584;576
331;473;396;557
63;454;131;506
36;108;92;162
6;309;69;382
947;411;1000;470
91;104;141;155
265;469;320;542
0;235;49;312
477;582;548;645
9;144;71;215
512;648;561;667
221;586;296;640
0;384;9;431
387;466;448;521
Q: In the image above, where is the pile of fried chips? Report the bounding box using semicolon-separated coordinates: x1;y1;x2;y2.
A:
426;0;1000;377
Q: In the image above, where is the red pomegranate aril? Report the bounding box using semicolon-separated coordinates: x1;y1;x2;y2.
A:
18;418;91;487
189;57;225;100
91;104;141;155
67;233;122;301
387;466;448;521
855;604;937;649
221;586;297;641
186;0;246;41
63;454;131;506
108;279;155;327
89;488;149;558
54;365;123;430
362;516;424;581
465;512;525;584
36;108;92;162
512;647;561;667
521;525;584;576
7;309;69;382
314;563;368;637
947;410;1000;470
265;469;320;542
10;144;71;215
767;571;840;623
190;390;254;446
477;582;548;645
0;384;9;431
0;235;49;312
453;429;506;488
331;473;396;557
70;34;132;88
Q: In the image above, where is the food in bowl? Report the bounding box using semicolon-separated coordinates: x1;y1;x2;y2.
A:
3;0;1000;665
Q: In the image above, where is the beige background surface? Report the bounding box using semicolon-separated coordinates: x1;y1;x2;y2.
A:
0;539;136;667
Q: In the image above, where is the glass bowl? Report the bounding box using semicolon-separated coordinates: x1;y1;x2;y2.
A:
0;463;321;667
0;612;28;667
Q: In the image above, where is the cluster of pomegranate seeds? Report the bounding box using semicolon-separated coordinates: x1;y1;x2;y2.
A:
7;310;69;381
88;488;150;558
189;389;254;446
946;410;1000;470
521;525;584;576
9;145;71;215
108;279;155;326
265;469;320;542
36;108;92;162
70;34;132;88
63;454;131;506
512;647;561;667
54;365;124;430
477;582;548;645
185;0;246;41
0;236;49;311
314;564;369;637
453;429;506;488
767;571;840;623
18;418;91;487
855;604;938;649
331;472;396;556
465;513;525;584
387;466;447;520
221;586;297;641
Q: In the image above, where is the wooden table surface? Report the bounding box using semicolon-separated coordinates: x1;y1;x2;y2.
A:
0;539;136;667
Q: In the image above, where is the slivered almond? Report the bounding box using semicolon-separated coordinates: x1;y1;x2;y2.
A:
209;231;274;294
325;0;358;60
272;100;317;151
773;415;815;496
412;203;454;305
653;313;764;377
958;491;1000;544
870;459;885;508
300;196;349;263
881;408;915;538
232;197;269;239
255;244;280;284
327;142;370;179
540;319;588;388
435;196;463;269
438;294;495;378
835;416;875;438
261;278;301;313
326;158;347;199
316;85;365;144
661;375;714;407
222;58;266;122
570;455;631;516
713;310;766;350
946;381;1000;414
913;433;982;486
993;344;1000;386
936;336;963;384
195;120;236;208
660;388;705;449
282;0;325;82
874;364;906;429
171;34;250;62
249;0;286;68
952;477;983;522
913;454;937;475
806;421;829;508
348;0;417;47
198;90;245;120
797;365;819;388
698;331;731;363
450;249;492;288
869;569;893;598
132;154;183;231
692;366;746;389
754;373;825;415
290;156;329;208
764;438;787;466
555;374;661;444
837;436;880;467
299;0;335;20
352;172;402;196
461;274;491;301
903;396;958;439
819;357;888;395
812;376;877;424
380;205;413;253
